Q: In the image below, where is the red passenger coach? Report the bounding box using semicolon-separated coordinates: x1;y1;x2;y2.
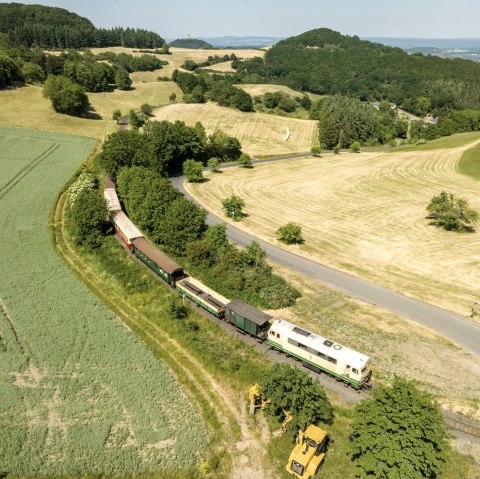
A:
112;211;143;250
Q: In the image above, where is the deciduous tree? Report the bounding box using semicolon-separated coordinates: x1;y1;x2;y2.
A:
183;159;204;182
222;195;245;221
277;223;304;244
427;191;479;231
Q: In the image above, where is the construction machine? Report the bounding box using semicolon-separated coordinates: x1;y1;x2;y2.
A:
248;384;271;415
286;424;328;479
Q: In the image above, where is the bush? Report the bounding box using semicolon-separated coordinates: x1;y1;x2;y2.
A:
238;153;253;168
140;103;153;116
167;293;188;320
350;141;361;152
207;157;220;172
427;191;479;231
21;62;45;84
277;223;304;244
112;108;122;122
183;159;204;182
222;195;245;220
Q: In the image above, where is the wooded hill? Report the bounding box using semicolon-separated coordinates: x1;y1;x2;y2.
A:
169;38;214;49
0;3;165;49
239;28;480;114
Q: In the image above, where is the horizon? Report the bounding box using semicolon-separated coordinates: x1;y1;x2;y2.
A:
3;0;480;39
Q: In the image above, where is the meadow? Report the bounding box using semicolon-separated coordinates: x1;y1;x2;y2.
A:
0;126;206;476
152;102;317;156
186;133;480;317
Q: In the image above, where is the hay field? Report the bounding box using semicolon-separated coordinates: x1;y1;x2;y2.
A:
0;126;206;475
187;135;480;316
0;82;181;140
239;84;306;98
152;102;317;155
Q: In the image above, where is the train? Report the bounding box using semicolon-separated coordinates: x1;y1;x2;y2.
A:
103;177;372;390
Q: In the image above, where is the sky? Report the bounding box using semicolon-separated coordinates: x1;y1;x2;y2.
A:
8;0;480;39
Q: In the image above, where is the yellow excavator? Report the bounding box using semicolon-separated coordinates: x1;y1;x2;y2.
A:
286;424;328;479
248;384;271;415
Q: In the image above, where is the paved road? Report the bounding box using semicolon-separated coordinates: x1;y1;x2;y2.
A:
172;156;480;357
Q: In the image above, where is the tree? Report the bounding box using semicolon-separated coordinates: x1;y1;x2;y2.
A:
69;189;109;248
43;74;89;116
160;197;207;255
183;159;204;182
238;153;253;168
129;109;144;129
261;364;332;436
140;103;153;116
204;224;230;253
187;238;216;267
277;223;304;244
349;377;448;479
112;108;122;122
207;157;221;172
115;67;132;90
207;129;242;161
169;92;176;102
242;241;267;267
427;191;479;231
222;195;245;221
21;62;45;84
311;145;322;156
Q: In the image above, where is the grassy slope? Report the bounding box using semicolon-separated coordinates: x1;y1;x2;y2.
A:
152;102;317;156
459;141;480;180
0;126;206;476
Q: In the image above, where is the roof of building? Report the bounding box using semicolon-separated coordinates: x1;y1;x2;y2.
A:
225;299;272;326
270;319;369;369
104;188;122;212
132;237;184;276
104;176;116;190
113;211;143;242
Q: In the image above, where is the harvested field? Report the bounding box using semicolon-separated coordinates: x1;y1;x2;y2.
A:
186;134;480;316
239;84;307;98
0;82;181;139
0;126;206;475
152;102;317;156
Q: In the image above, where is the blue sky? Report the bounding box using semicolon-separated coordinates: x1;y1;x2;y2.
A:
8;0;480;38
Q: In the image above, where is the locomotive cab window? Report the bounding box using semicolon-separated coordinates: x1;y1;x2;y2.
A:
352;368;359;374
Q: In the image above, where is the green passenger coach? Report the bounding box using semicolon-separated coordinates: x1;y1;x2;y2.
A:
132;237;184;285
224;299;272;340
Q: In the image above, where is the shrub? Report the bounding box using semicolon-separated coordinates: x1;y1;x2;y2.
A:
183;159;204;182
140;103;153;116
222;195;245;220
277;223;304;244
350;141;361;152
112;108;122;122
427;191;479;231
207;157;220;172
238;153;253;168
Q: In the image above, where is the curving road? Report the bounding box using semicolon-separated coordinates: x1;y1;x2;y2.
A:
172;155;480;357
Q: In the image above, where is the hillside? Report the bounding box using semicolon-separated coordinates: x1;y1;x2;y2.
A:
0;2;164;48
169;38;213;49
258;28;480;112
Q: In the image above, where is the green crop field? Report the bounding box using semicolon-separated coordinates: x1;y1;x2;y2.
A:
0;126;206;476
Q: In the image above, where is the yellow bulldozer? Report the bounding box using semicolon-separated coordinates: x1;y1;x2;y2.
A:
248;384;271;415
286;424;328;479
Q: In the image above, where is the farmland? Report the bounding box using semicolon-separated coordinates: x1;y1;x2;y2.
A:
186;133;480;317
0;126;206;476
152;102;317;155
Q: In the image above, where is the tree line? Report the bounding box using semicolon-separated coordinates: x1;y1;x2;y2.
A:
172;69;254;112
0;3;165;49
233;28;480;116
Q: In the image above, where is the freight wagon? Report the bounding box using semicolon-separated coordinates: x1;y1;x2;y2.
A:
224;299;272;340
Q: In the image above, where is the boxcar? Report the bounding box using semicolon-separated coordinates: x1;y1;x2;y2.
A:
176;277;228;317
132;237;184;285
224;299;272;340
112;211;143;250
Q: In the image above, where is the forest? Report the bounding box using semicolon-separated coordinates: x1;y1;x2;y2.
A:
0;3;164;48
234;28;480;115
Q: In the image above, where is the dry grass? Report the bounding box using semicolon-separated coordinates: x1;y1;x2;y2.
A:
186;137;480;316
239;84;303;98
199;60;236;73
152;102;317;155
0;82;181;140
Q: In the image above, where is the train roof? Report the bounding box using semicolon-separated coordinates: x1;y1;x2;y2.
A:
182;276;229;305
104;188;122;212
113;211;143;242
226;299;272;326
271;319;369;369
132;237;184;276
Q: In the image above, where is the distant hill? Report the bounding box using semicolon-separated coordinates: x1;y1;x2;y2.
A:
364;37;480;50
259;28;480;111
169;38;213;49
199;36;284;48
0;2;164;49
